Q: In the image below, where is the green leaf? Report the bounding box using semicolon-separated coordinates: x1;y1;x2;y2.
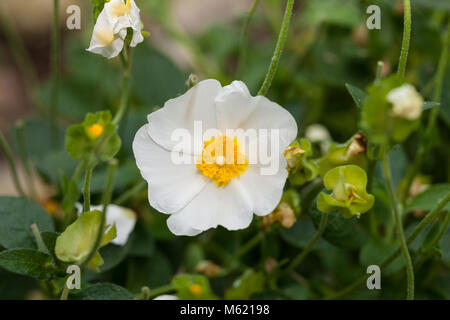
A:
422;101;440;111
0;197;55;249
405;184;450;213
359;238;403;276
440;228;450;267
172;274;217;300
41;232;60;259
311;204;368;249
280;219;331;250
72;283;135;300
0;249;53;280
131;44;186;107
282;283;309;300
225;270;265;300
345;83;367;109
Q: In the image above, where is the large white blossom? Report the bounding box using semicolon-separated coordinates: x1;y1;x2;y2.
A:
133;80;297;236
387;84;423;120
87;0;144;59
76;203;137;246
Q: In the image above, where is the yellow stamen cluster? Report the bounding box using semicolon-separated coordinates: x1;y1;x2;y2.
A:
87;123;104;139
109;0;131;18
196;136;248;186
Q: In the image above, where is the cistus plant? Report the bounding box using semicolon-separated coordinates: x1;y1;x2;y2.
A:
0;0;449;302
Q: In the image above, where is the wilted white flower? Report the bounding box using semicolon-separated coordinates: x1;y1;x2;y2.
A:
76;203;137;246
387;84;423;120
87;0;144;59
133;80;297;236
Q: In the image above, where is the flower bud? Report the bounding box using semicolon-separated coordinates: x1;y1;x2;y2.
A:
387;84;423;120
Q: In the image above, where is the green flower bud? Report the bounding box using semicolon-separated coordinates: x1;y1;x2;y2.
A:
55;210;117;271
359;75;423;146
317;131;368;176
65;111;121;163
286;139;319;186
317;165;374;218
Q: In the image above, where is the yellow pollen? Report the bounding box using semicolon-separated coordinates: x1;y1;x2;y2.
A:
95;29;114;47
109;0;131;18
196;136;248;186
189;284;203;296
88;124;104;139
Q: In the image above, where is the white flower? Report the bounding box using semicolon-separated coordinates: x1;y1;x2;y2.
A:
87;0;144;59
75;203;137;246
386;84;423;120
133;80;297;236
305;123;332;154
153;295;178;300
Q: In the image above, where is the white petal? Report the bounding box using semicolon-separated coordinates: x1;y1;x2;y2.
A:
238;163;288;216
75;203;137;246
105;204;137;246
167;180;253;236
153;295;178;300
87;9;124;59
147;79;222;155
216;82;297;152
133;125;209;213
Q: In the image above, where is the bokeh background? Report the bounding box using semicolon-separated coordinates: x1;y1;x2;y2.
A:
0;0;449;299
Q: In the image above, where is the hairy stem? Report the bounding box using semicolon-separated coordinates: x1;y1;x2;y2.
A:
258;0;295;96
397;0;411;77
0;131;26;197
82;165;94;213
284;212;328;275
382;151;414;300
51;0;60;148
113;47;132;125
237;0;260;76
81;159;117;268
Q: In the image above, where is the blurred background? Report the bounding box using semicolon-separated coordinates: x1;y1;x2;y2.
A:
0;0;449;299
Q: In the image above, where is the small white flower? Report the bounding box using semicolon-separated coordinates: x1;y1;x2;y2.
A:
87;0;144;59
305;124;331;154
153;295;178;300
75;203;137;246
133;80;297;236
386;84;423;120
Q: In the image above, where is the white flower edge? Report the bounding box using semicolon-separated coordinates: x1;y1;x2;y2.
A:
75;203;137;246
87;0;144;59
387;84;423;120
133;80;298;236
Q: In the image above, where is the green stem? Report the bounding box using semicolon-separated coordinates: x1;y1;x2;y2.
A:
15;120;37;199
284;212;328;275
114;180;146;205
237;0;260;77
400;21;450;205
112;47;131;125
51;0;60;148
382;150;414;300
327;190;450;299
60;283;70;300
31;224;45;252
146;284;176;300
375;61;384;83
82;165;94;213
397;0;411;77
236;232;264;258
0;131;26;197
257;0;295;96
81;159;117;268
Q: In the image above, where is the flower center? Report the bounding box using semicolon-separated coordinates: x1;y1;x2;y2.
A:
108;0;131;18
87;124;104;139
95;29;114;47
196;135;248;186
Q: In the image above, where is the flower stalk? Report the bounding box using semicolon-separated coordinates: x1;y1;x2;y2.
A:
112;47;132;125
397;0;411;77
82;164;94;213
237;0;260;76
258;0;295;96
382;150;414;300
0;131;26;197
51;0;60;148
81;159;117;268
284;212;328;275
